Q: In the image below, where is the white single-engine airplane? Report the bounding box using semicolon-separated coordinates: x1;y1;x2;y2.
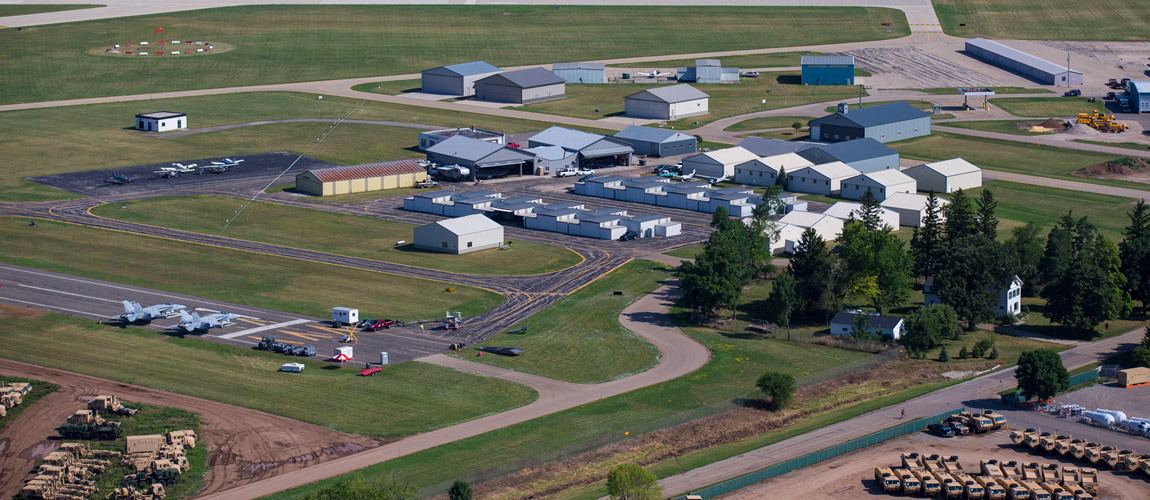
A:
155;163;197;178
636;70;669;78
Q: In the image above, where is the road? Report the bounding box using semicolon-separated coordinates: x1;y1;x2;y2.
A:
0;1;941;32
657;326;1148;497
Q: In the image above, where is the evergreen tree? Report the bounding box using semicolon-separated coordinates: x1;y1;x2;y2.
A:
976;188;999;240
944;189;977;241
935;235;1014;330
1004;223;1045;296
958;345;969;359
765;272;797;340
789;228;841;317
1040;215;1130;333
989;347;1000;360
710;205;730;229
910;192;945;278
1038;214;1079;289
850;312;874;339
854;189;887;231
1123;199;1150;240
938;345;950;362
1095;236;1134;321
838;222;912;314
1119;200;1150;314
448;482;472;500
776;166;788;188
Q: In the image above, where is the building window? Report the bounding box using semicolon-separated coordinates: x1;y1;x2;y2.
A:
467;242;473;248
442;242;448;248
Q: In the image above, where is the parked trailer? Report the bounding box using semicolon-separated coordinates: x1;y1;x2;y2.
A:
1041;463;1062;483
923;454;944;471
1118;367;1150;388
1078;468;1099;495
1022;462;1043;481
901;452;924;470
1082;411;1115;427
943;455;965;474
1000;460;1023;479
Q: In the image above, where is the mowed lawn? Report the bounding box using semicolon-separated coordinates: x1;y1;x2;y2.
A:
0;218;503;321
889;132;1129;186
940;120;1056;136
725;115;815;132
607;51;820;70
459;260;667;383
0;310;536;436
0;6;909;104
991;97;1111;118
933;0;1150;40
522;72;860;126
959;181;1134;242
92;196;581;275
0;91;566;201
262;324;870;499
0;4;102;16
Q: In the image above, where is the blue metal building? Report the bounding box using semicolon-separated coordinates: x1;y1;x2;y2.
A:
801;56;855;86
552;62;607;84
796;138;899;174
613;126;697;157
808;102;930;144
1128;81;1150;113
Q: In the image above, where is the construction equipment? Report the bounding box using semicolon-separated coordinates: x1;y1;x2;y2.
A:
1075;111;1128;133
893;468;921;496
89;395;139;417
983;410;1008;430
934;471;965;498
1021;480;1052;500
977;475;1007;500
955;473;986;500
1041;482;1074;500
874;467;901;493
110;483;166;500
913;469;942;496
56;410;122;440
1;387;24;408
445;310;463;330
1011;428;1036;446
123;460;181;488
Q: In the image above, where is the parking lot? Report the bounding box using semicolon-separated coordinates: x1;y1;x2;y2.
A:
28;152;336;197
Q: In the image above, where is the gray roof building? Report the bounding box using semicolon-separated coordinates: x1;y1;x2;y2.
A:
474;68;566;104
964;38;1083;85
421;60;502;97
612;126;697;157
737;137;805;157
800;56;855;66
552;62;605;71
624;84;710;120
627;84;709;104
528;126;633;168
425;135;536;177
797;138;899;174
809;102;931;144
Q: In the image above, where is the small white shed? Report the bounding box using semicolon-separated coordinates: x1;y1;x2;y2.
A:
880;192;950;227
680;147;760;180
902;158;983;193
822;201;901;230
332;307;359;326
135;111;187;132
787;161;860;196
839;169;917;202
414;214;504;254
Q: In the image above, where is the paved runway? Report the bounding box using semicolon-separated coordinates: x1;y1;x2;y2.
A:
0;263;467;363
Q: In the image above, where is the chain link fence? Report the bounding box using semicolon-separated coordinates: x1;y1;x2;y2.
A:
1000;368;1099;406
416;347;905;498
672;408;966;500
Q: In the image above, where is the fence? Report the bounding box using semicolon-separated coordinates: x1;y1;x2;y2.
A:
673;408;965;500
1000;367;1100;407
416;348;904;498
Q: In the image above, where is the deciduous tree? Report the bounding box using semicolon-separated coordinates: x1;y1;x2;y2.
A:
766;272;797;340
1015;349;1070;401
935;235;1014;330
448;481;472;500
303;474;415;500
607;463;662;500
756;371;796;410
838;222;912;314
901;305;960;352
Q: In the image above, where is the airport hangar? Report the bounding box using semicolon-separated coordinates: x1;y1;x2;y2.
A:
421;60;502;97
294;160;429;196
623;84;709;120
964;38;1083;86
800;56;855;86
474;68;566;104
612;126;697;157
808;101;930;144
413;214;504;255
552;62;607;84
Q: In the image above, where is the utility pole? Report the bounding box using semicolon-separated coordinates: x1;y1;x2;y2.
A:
1066;52;1071;88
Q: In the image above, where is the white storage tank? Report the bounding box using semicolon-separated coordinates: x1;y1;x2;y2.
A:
332;307;359;327
1083;411;1115;427
1097;409;1128;422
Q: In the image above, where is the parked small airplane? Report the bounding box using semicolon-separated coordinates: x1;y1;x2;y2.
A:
210;158;245;167
169;310;240;332
120;300;186;322
637;70;669;78
674;169;696;180
697;174;729;184
106;174;139;185
155;163;197;178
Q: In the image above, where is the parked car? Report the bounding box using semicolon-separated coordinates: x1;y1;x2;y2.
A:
508;142;520;148
575;167;595;175
619;231;638;241
1063;89;1081;97
948;421;972;435
1105;92;1117;100
741;71;759;78
928;423;956;438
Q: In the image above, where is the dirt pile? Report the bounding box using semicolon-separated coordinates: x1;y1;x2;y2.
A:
1039;118;1065;129
1073;157;1150;179
1064;123;1102;136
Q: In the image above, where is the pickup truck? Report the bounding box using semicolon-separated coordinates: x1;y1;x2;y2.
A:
556;169;578;177
1063;89;1081;97
416;179;439;188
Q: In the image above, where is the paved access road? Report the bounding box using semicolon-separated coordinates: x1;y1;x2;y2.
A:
0;1;941;32
656;326;1148;497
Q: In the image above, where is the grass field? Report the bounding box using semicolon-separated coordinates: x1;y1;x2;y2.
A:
0;4;102;16
921;330;1068;365
665;245;706;259
1017;297;1145;340
261;316;870;499
825;100;935;114
0;91;570;201
1072;140;1150;152
457;260;666;383
0;310;535;436
991;97;1110;118
351;80;422;95
0;375;58;432
80;402;207;500
961;181;1134;242
915;87;1051;95
607;51;819;70
266;182;419;203
941;119;1057;136
0;217;503;321
933;0;1150;40
0;6;908;104
522;73;861;127
889;132;1136;188
92;196;581;275
724;115;814;132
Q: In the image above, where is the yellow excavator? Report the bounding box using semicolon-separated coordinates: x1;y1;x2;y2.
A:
1076;111;1128;133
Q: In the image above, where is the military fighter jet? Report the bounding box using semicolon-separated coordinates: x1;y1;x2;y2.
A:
120;300;186;322
169;310;240;332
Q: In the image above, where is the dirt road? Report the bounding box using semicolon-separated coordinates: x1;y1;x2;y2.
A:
719;430;1149;500
0;358;380;500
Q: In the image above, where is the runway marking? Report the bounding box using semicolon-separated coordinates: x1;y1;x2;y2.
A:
0;296;106;318
234;317;269;325
276;330;326;342
17;284;123;304
304;324;342;333
214;318;311;339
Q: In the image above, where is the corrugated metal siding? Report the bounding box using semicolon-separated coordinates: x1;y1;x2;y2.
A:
553;67;605;84
306;160;426;183
801;64;854;86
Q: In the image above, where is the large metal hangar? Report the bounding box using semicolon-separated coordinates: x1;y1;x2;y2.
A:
964;38;1083;86
796;138;900;173
677;59;739;84
623;84;709;120
418;127;504;151
527;126;633;169
800;56;855;86
552;62;606;84
421;61;502;97
294;160;428;196
612;126;697;157
413;214;504;254
1128;81;1150;113
808;102;930;144
426;135;537;178
474;68;566;104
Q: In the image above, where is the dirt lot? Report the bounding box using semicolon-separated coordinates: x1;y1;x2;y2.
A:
718;430;1149;500
0;317;381;499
